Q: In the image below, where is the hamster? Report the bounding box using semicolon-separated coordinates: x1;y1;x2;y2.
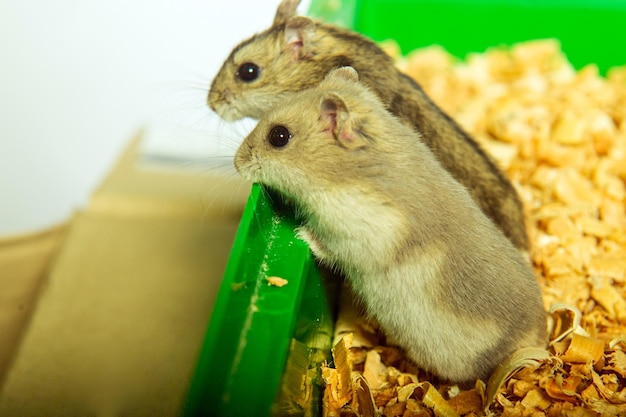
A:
234;67;546;383
210;0;530;254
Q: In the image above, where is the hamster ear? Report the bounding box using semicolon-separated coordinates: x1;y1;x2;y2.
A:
284;16;315;60
326;66;360;83
273;0;301;26
319;93;366;150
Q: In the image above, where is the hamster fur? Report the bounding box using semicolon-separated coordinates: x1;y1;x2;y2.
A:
210;0;530;253
234;67;547;383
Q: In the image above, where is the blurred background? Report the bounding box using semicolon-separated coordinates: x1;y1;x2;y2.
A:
0;0;311;236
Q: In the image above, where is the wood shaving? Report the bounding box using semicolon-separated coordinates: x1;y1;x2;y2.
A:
266;276;289;287
322;39;626;416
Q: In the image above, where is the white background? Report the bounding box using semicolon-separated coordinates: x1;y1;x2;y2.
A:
0;0;310;236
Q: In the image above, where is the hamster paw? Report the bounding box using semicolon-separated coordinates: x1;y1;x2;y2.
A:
295;226;328;260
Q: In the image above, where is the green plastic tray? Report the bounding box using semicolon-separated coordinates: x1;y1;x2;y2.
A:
182;184;336;417
183;1;626;416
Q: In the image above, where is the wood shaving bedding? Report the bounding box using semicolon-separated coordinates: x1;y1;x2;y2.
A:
322;39;626;417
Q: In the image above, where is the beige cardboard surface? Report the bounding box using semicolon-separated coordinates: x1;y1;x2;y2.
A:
0;135;250;416
0;224;67;387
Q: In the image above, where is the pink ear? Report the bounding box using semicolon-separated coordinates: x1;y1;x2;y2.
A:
320;98;339;135
284;27;304;57
320;94;365;149
284;16;315;60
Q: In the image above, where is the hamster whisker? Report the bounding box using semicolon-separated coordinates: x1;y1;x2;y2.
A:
199;170;247;221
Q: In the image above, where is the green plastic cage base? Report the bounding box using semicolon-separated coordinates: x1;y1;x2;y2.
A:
182;184;336;417
184;0;625;416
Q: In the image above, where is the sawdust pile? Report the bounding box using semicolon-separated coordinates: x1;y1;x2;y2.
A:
321;40;626;417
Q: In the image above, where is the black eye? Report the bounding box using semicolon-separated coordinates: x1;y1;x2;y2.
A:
268;125;292;148
236;62;260;82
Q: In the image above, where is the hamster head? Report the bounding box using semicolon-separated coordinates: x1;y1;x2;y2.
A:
234;66;376;200
209;0;349;121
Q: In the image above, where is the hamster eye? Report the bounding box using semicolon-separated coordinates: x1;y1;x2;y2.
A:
236;62;260;82
268;125;292;148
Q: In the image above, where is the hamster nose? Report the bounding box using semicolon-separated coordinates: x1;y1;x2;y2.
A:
207;88;233;111
222;88;234;103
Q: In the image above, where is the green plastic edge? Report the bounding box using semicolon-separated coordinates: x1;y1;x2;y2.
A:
181;184;336;417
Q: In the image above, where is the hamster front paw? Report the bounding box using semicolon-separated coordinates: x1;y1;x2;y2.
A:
295;226;328;260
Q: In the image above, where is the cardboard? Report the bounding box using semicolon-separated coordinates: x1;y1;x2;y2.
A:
0;224;66;387
0;135;250;416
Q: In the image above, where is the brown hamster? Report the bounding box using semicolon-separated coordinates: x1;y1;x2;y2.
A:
234;67;546;383
210;0;530;253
